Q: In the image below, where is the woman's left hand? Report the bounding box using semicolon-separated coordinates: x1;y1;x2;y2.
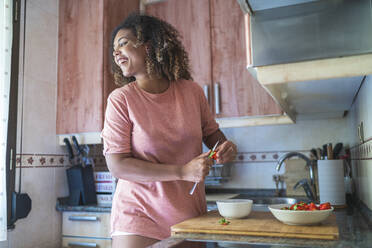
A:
214;140;237;164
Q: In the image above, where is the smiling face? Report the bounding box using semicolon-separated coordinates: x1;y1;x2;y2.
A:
113;29;147;79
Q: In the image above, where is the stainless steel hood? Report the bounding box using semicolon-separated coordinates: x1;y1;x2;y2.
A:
237;0;372;122
239;0;372;66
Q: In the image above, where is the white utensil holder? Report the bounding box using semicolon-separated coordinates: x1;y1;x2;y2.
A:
317;160;345;206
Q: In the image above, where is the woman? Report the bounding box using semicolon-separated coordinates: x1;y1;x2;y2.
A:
101;13;237;248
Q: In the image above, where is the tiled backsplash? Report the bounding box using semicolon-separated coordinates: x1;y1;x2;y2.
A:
233;150;311;163
350;137;372;160
15;144;107;169
15;153;107;168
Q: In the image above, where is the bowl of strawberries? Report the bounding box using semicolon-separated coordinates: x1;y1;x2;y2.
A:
268;201;333;225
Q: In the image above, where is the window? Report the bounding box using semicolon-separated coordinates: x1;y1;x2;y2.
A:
1;0;20;240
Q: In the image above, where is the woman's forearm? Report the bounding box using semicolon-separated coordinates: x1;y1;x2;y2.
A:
106;154;184;182
203;129;227;149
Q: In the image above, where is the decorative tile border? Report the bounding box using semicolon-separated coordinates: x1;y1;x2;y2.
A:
350;137;372;160
16;154;107;168
233;150;311;163
16;149;313;168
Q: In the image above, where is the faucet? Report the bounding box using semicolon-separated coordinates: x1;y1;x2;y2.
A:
276;152;317;202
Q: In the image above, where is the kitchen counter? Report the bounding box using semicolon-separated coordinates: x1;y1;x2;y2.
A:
150;204;372;248
55;197;111;212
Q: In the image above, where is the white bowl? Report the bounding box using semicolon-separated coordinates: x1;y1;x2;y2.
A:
268;204;334;225
216;199;253;219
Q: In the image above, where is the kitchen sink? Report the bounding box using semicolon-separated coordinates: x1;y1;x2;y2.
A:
236;195;308;211
232;195;307;204
207;195;308;212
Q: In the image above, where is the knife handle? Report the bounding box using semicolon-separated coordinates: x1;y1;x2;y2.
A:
316;148;322;160
63;138;74;160
189;182;198;195
327;143;333;160
71;135;83;156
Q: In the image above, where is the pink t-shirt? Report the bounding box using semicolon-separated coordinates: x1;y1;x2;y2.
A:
101;79;219;240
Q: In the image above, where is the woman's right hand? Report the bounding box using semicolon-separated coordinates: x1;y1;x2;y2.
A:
182;152;213;182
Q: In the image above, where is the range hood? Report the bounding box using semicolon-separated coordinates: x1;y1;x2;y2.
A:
237;0;372;122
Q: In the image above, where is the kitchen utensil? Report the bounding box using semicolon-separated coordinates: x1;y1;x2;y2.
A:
189;140;220;195
268;204;334;225
65;137;97;206
216;199;253;219
71;136;83;157
322;144;328;159
310;148;318;160
317;160;345;206
171;210;339;240
327;143;333;160
316;148;322;160
333;143;343;159
64;137;75;163
72;136;94;167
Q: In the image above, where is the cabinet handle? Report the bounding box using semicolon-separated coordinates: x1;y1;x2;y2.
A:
203;85;209;103
68;216;99;222
214;83;220;114
68;242;97;247
10;148;13;170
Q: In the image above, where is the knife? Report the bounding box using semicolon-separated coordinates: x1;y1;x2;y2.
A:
310;148;317;160
322;144;328;159
316;148;322;160
71;136;83;157
63;138;75;165
333;143;343;159
72;136;86;167
189;140;220;195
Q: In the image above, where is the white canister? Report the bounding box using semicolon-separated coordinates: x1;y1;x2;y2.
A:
317;160;346;206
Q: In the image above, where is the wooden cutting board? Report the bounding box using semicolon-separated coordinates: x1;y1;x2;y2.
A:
171;211;339;240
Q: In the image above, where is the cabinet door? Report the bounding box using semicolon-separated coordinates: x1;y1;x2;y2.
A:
57;0;104;134
102;0;140;113
57;0;139;135
145;0;213;104
210;0;282;118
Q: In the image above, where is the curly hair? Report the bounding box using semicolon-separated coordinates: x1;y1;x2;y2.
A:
110;13;192;86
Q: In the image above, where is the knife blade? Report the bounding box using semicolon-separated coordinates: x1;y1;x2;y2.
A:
189;140;220;195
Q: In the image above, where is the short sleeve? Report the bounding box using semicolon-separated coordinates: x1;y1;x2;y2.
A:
101;90;132;156
196;84;219;138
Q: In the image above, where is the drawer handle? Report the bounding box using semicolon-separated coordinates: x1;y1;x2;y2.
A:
68;216;99;222
68;241;97;247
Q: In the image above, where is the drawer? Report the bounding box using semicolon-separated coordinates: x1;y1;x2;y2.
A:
62;212;110;238
62;237;111;248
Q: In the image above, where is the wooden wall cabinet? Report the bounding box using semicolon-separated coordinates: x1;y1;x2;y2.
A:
57;0;139;143
145;0;289;127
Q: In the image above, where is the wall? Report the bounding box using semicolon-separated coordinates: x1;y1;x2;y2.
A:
1;0;66;247
347;75;372;210
210;117;352;189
